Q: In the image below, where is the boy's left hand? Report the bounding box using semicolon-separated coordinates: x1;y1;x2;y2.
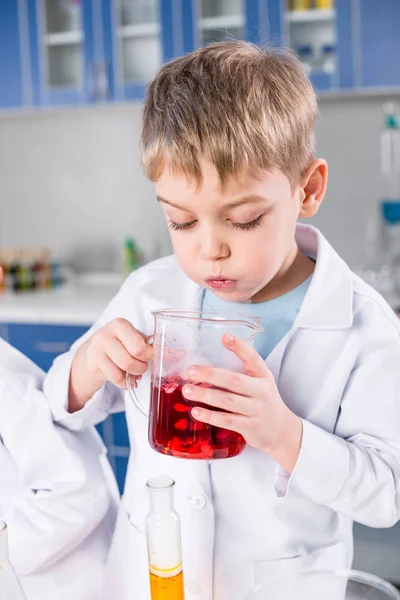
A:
182;333;303;474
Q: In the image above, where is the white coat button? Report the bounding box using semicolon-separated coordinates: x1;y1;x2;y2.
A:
190;494;207;510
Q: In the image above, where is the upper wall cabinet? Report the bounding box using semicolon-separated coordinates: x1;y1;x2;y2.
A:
1;0;399;111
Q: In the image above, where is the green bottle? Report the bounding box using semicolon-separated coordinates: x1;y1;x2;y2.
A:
123;237;138;278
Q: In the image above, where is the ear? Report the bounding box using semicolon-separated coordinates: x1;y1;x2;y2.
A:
298;159;328;218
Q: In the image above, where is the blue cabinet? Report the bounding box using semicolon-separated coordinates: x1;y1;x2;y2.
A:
7;322;88;371
1;0;400;110
359;0;400;88
0;1;27;108
1;0;178;109
179;0;351;92
101;0;176;101
26;0;98;107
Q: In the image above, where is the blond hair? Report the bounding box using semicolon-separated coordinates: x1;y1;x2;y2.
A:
142;40;318;187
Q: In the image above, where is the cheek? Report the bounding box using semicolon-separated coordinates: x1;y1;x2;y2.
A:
242;223;287;273
169;233;195;268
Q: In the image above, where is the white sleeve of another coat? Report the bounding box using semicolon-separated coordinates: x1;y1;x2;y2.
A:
275;340;400;528
0;371;116;576
43;274;139;430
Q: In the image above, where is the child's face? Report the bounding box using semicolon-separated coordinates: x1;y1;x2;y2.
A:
156;160;326;303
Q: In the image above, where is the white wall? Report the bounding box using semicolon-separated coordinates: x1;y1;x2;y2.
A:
0;95;388;272
0;103;171;273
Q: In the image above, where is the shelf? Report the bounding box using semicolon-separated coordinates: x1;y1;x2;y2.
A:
199;15;244;31
118;23;160;38
286;8;335;23
44;30;83;46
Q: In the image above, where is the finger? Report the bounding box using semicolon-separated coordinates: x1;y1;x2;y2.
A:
186;365;256;396
97;354;127;388
105;337;149;376
113;319;153;362
222;334;269;378
191;405;247;434
183;384;251;417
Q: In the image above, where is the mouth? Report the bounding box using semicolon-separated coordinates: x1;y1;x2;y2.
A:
205;278;237;291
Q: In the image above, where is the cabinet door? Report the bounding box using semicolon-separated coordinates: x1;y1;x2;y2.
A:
182;0;251;53
0;1;29;109
101;0;174;101
180;1;354;93
359;0;400;88
281;0;355;92
7;323;88;371
27;0;100;107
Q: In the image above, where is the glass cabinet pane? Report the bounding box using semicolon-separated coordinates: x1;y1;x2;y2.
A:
43;0;83;89
198;0;244;46
285;0;337;76
117;0;162;83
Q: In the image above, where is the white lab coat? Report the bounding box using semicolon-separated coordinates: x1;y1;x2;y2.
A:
0;338;119;600
44;224;400;600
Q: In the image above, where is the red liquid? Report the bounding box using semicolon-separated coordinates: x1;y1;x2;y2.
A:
149;377;246;459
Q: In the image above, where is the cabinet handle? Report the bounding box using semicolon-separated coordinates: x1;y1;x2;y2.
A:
34;341;71;353
90;61;109;101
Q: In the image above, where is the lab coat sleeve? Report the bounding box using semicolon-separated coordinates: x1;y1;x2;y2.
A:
275;340;400;528
43;273;139;430
0;370;114;576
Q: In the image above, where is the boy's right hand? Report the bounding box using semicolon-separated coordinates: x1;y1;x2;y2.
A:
68;318;152;413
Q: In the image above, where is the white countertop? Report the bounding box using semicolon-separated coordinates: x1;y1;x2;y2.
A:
1;271;399;327
0;273;123;325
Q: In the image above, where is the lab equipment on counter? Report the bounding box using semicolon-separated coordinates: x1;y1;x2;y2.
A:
380;102;400;293
127;310;262;460
123;237;139;278
0;522;27;600
358;102;400;299
244;568;400;600
146;476;185;600
381;102;400;223
0;248;62;293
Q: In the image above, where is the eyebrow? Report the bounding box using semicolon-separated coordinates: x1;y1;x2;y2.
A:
156;195;270;211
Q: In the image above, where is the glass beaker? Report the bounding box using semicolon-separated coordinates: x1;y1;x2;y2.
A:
127;310;262;460
244;569;400;600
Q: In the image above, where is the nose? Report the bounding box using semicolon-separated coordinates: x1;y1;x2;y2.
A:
200;227;230;261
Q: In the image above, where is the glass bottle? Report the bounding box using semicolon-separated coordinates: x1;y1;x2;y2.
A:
381;102;400;293
381;102;400;222
0;522;27;600
146;476;185;600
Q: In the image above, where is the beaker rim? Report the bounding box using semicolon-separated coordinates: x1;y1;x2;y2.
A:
152;309;263;332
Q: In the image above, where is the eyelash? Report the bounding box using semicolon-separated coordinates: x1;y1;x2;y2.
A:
168;214;264;232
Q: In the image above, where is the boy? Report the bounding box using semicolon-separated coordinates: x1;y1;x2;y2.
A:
44;42;400;600
0;267;118;600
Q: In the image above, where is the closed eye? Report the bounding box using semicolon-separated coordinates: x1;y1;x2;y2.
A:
231;214;264;230
168;213;265;232
168;219;197;231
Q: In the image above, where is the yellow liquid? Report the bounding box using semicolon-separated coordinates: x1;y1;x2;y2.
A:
149;570;185;600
